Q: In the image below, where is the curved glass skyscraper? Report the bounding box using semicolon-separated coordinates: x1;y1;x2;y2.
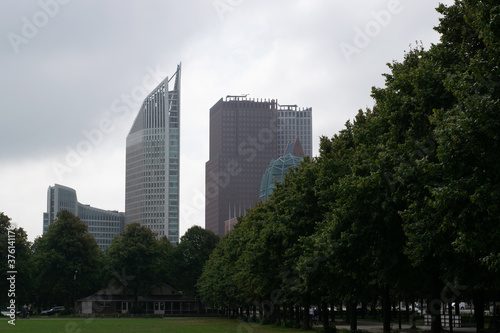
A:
126;64;181;243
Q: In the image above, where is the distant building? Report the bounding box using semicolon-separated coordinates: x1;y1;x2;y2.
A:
277;104;312;158
224;216;239;235
259;137;305;202
205;96;312;236
205;96;278;236
125;64;181;243
43;184;124;251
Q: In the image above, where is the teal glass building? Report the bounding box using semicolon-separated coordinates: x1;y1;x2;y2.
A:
125;64;181;243
259;138;304;202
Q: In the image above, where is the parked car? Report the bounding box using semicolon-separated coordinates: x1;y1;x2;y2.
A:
41;306;65;316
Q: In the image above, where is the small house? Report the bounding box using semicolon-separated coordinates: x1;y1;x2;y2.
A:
76;284;200;316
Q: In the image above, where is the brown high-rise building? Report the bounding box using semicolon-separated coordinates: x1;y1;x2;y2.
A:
205;96;278;236
205;96;312;236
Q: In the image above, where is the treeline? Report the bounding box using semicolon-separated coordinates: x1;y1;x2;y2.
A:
197;2;500;333
0;211;218;315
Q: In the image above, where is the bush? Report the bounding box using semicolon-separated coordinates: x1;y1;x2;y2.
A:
128;305;144;314
322;327;337;333
59;308;74;316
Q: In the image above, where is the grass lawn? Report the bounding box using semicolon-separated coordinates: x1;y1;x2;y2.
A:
0;317;316;333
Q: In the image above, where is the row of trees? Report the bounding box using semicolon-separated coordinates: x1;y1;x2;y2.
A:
0;211;219;314
197;1;500;332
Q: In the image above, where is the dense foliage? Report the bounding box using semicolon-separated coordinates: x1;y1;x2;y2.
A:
0;210;218;315
198;1;500;332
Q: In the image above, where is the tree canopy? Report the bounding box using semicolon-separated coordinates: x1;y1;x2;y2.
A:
32;210;102;310
197;2;500;332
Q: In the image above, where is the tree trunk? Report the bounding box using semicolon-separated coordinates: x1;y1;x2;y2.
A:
134;288;139;310
330;302;336;323
372;300;378;319
448;302;454;333
473;293;485;332
295;305;300;326
275;304;281;326
411;299;417;329
398;301;402;330
322;301;330;330
350;302;358;331
382;285;392;333
303;304;310;330
429;271;443;333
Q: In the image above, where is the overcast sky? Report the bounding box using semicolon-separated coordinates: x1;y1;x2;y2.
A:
0;0;454;242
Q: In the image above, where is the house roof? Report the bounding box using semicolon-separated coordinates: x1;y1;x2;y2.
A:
77;284;197;302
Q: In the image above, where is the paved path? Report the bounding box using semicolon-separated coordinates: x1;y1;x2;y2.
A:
326;320;477;333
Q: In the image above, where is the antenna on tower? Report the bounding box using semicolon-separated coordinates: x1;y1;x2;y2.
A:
226;94;249;101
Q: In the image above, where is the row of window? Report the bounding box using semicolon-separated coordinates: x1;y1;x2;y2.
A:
86;221;122;227
278;111;312;118
279;119;312;125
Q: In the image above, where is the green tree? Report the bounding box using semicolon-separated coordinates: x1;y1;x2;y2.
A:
104;223;161;309
423;1;500;329
168;226;218;297
198;222;249;315
233;200;284;322
157;235;175;285
432;0;500;276
0;213;34;310
370;41;456;333
33;210;102;310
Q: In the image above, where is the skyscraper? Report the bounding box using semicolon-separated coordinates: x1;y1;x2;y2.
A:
125;64;181;243
43;184;124;251
277;104;313;158
205;96;313;236
205;96;278;236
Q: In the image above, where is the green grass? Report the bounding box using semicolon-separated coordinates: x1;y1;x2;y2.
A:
0;317;314;333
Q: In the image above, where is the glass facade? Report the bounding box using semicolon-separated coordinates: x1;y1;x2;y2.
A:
206;97;312;236
277;105;313;158
43;184;124;251
259;153;303;202
125;64;181;243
